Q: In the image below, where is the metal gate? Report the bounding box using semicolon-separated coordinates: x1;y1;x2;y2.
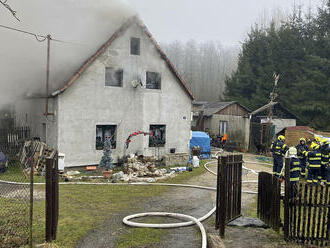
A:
215;154;243;237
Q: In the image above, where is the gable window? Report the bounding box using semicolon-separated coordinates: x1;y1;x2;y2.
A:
219;121;228;135
146;72;161;89
105;68;123;87
149;125;166;147
130;37;140;55
96;125;117;150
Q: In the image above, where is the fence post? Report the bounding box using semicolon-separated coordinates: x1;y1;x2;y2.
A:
29;146;34;248
215;156;221;229
46;157;53;242
45;154;59;242
284;157;291;241
219;155;228;238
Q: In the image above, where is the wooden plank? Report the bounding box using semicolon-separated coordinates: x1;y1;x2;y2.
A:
311;184;319;245
296;182;303;241
219;156;228;238
316;184;324;246
301;183;308;244
45;158;53;242
325;185;330;247
52;153;59;240
306;184;314;245
215;156;221;229
237;154;242;216
284;158;291;241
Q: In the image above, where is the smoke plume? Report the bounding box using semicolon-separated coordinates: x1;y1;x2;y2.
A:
0;0;135;107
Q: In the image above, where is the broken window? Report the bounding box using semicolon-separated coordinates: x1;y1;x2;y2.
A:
105;68;123;87
130;37;140;55
146;72;161;89
96;125;117;150
149;125;166;147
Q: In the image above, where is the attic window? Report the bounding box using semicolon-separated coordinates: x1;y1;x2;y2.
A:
105;68;123;87
130;37;140;55
146;72;161;89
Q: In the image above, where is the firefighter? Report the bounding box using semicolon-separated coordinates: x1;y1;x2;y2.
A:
296;137;309;179
288;147;301;183
320;138;330;183
287;147;300;197
304;142;322;183
271;135;288;177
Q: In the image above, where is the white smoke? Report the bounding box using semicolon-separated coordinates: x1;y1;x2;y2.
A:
0;0;136;107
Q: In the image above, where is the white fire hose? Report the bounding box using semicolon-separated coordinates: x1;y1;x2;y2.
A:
0;159;266;248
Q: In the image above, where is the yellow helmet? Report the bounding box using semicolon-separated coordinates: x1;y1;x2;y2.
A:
315;136;321;142
278;135;285;141
310;142;320;150
299;137;306;143
321;138;329;145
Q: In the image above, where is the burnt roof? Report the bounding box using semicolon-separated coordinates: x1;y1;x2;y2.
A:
194;101;250;117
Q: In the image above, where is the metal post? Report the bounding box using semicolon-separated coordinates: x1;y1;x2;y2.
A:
45;35;50;115
29;147;34;248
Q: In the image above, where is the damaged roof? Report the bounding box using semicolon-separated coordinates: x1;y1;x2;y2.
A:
52;16;194;100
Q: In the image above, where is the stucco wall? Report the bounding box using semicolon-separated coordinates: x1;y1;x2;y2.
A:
57;23;192;167
204;114;250;149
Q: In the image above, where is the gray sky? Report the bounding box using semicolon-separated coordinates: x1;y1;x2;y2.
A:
127;0;324;46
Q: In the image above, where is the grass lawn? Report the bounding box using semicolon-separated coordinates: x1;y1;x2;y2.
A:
0;160;212;248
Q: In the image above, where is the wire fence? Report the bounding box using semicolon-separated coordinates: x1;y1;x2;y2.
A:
0;127;32;248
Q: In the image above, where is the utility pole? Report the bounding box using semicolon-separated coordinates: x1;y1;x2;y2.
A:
45;35;54;116
269;73;280;123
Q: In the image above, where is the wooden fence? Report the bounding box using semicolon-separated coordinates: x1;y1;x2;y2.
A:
0;127;30;156
284;158;330;246
257;172;281;231
215;154;243;237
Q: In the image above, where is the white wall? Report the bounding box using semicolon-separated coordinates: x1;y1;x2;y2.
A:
272;118;296;134
57;23;192;167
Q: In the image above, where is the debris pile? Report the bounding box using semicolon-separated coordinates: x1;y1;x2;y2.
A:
112;156;175;183
19;140;56;176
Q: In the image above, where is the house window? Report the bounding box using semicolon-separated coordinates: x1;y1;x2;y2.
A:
105;68;123;87
96;125;117;150
130;37;140;55
219;121;228;135
146;72;161;89
149;125;166;147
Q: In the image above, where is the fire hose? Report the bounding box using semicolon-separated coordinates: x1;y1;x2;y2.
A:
0;159;265;248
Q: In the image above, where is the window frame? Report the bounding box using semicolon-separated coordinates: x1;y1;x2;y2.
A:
219;121;228;135
105;67;123;87
96;125;117;150
146;71;161;90
130;37;141;55
149;125;166;147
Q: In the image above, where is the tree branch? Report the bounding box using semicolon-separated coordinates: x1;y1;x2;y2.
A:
0;0;20;21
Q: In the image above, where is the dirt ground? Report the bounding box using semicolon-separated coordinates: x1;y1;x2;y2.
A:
77;153;297;248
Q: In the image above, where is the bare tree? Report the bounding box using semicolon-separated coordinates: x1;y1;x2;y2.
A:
0;0;20;21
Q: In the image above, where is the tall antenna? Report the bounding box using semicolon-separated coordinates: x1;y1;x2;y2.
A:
268;73;280;122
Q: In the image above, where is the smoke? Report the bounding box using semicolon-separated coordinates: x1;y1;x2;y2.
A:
0;0;136;107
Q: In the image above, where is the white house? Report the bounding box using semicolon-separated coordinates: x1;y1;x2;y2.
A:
15;17;194;167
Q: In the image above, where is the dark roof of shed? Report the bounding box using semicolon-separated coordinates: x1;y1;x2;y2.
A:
52;16;194;100
251;102;298;119
200;101;250;116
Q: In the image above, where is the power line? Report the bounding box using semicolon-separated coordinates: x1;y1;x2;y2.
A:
0;24;86;45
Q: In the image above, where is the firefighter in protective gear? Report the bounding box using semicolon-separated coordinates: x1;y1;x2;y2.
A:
288;147;301;183
320;138;330;183
271;135;289;177
304;142;322;183
296;137;309;178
